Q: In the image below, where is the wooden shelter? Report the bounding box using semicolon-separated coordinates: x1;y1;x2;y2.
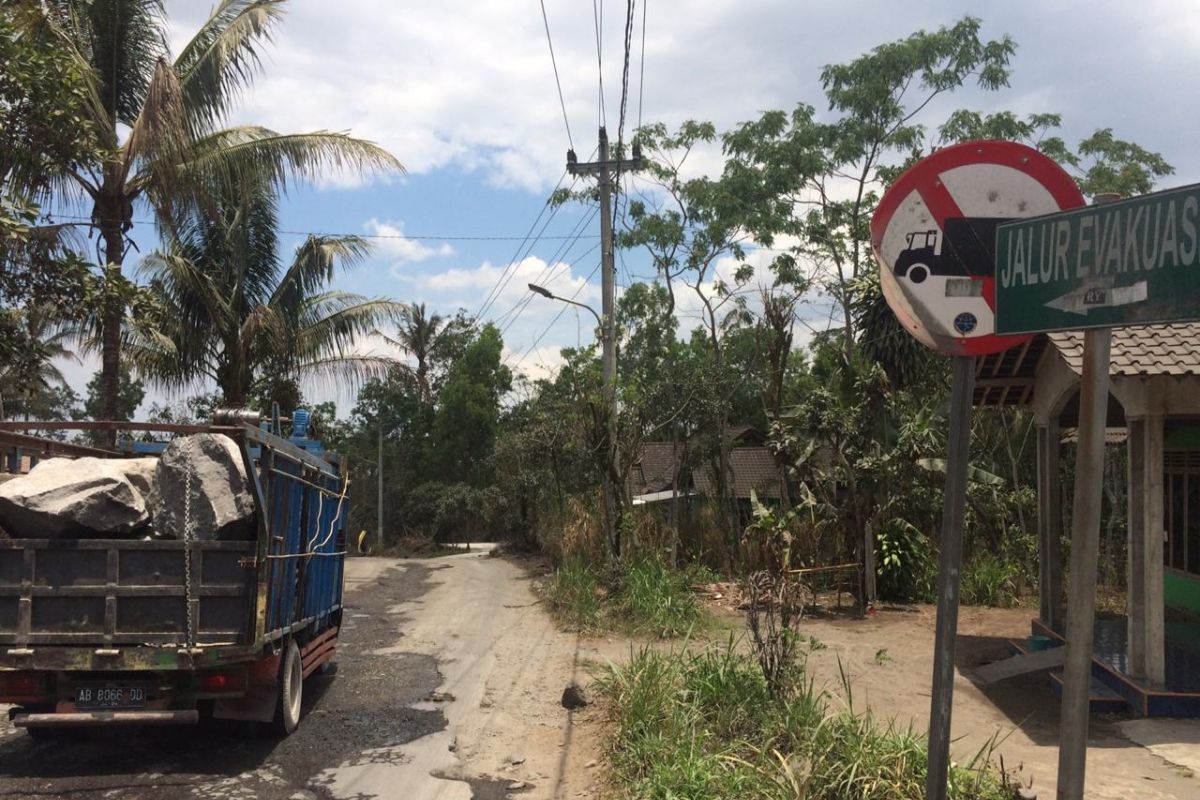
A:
977;323;1200;715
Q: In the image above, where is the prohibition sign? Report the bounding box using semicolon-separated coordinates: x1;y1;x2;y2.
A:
871;139;1085;357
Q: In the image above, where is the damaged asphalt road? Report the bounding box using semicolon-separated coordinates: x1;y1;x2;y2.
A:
0;561;452;800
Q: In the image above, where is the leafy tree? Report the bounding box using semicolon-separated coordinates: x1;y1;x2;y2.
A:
11;0;399;430
0;306;79;420
432;324;512;485
81;365;144;422
130;178;400;407
725;16;1015;363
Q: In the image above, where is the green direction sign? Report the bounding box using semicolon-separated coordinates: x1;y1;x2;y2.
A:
994;183;1200;334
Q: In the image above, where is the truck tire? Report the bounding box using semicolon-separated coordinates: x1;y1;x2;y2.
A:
271;640;303;736
906;263;930;284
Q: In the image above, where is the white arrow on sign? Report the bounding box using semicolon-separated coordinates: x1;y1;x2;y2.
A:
1045;279;1148;315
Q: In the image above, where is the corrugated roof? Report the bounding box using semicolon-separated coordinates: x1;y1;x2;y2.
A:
1049;323;1200;376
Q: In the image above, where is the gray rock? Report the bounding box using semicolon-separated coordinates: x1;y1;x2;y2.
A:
111;458;158;502
561;682;592;710
153;434;255;541
0;457;149;537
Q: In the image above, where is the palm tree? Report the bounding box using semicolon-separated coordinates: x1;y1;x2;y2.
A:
384;303;448;404
13;0;400;428
130;179;401;407
0;306;80;419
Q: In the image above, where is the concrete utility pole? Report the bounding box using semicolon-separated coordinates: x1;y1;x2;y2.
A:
377;418;384;551
567;127;642;556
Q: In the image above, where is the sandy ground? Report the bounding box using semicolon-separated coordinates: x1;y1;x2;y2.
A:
787;603;1200;799
318;548;612;800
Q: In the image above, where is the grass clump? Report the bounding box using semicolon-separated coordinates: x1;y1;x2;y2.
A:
597;643;1014;800
541;555;704;637
614;557;702;637
542;557;602;631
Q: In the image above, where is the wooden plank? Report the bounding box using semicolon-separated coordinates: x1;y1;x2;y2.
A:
976;646;1065;684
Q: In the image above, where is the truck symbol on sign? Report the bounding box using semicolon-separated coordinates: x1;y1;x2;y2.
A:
893;217;1012;285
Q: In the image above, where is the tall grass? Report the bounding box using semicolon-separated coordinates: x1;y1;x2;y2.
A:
597;644;1014;800
542;558;602;631
541;555;704;637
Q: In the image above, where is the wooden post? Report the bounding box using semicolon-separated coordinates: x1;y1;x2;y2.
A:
924;354;975;800
1055;327;1111;800
1128;408;1166;685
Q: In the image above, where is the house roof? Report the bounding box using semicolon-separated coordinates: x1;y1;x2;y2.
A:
973;322;1200;408
1049;323;1200;377
628;441;685;496
694;446;784;499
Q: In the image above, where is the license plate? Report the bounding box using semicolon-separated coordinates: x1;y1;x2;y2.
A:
75;684;147;710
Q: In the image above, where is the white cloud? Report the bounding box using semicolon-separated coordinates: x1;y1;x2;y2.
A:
362;218;454;275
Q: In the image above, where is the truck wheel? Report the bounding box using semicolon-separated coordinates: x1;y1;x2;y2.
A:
906;264;929;284
271;640;303;736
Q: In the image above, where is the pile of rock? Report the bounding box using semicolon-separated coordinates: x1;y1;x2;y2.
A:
0;433;255;540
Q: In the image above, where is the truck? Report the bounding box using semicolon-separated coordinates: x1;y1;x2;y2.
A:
892;216;1012;284
0;410;346;736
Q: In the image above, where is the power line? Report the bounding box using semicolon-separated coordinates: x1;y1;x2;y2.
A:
493;205;600;333
637;0;648;129
538;0;575;151
472;171;573;321
37;211;598;243
510;260;603;370
592;0;606;126
499;239;600;338
494;206;599;331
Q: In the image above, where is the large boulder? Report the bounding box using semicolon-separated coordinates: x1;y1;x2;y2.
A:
0;457;150;537
153;434;255;541
111;458;158;503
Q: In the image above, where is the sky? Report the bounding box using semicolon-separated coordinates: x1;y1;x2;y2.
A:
51;0;1200;415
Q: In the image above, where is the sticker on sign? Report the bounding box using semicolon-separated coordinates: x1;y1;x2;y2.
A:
871;140;1085;356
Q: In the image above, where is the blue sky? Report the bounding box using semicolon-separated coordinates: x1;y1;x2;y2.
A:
51;0;1200;413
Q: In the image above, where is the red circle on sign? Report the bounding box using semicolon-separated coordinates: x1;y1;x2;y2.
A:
871;140;1085;356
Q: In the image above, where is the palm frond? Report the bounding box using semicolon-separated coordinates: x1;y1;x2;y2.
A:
178;127;402;194
124;56;191;194
78;0;170;127
174;0;287;136
271;234;372;312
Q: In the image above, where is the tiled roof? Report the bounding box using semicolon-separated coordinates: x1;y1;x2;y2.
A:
1049;323;1200;377
628;442;685;496
694;447;784;499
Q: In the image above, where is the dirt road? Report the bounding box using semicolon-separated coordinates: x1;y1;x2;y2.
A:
0;551;604;800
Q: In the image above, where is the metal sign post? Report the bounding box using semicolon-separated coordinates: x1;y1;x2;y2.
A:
924;354;975;800
870;141;1085;800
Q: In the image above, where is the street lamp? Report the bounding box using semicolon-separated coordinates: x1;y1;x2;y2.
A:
527;283;602;327
527;281;620;556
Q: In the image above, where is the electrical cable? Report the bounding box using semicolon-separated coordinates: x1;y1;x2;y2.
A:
592;0;606;127
539;0;575;151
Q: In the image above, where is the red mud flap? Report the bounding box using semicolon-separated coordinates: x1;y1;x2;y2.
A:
14;710;199;727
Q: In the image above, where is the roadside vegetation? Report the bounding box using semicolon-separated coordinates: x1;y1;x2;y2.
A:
598;643;1015;800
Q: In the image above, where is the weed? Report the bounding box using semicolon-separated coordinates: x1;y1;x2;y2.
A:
615;556;702;637
542;558;602;631
961;552;1021;608
874;648;892;666
598;644;1013;800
